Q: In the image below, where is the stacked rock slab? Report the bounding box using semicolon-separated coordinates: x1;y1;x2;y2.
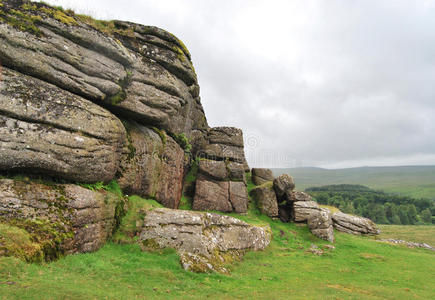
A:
332;212;379;235
139;208;271;273
192;127;250;213
251;168;274;185
0;0;211;208
192;159;248;213
0;179;124;260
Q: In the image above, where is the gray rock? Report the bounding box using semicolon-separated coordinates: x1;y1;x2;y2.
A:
293;201;321;222
117;123;184;209
227;162;246;182
229;181;249;213
0;2;208;141
286;191;312;202
332;212;379;235
251;168;274;186
0;179;124;260
273;174;295;198
0;67;126;183
139;208;271;273
307;209;334;243
250;184;279;217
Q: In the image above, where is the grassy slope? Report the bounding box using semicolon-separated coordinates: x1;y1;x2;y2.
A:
1;174;434;299
272;166;435;199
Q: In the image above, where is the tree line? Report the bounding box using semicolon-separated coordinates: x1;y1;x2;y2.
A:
306;185;434;225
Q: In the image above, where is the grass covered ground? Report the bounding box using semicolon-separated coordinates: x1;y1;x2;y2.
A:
377;225;435;245
1;210;434;299
1;173;434;299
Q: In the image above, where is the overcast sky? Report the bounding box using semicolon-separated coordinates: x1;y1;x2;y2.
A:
37;0;435;168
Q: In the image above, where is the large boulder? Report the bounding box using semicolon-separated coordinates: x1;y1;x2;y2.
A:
332;212;379;235
286;191;312;202
0;67;126;183
0;1;208;143
0;179;124;261
307;209;334;243
250;183;279;217
117;123;184;208
273;174;295;198
251;168;274;186
139;208;271;273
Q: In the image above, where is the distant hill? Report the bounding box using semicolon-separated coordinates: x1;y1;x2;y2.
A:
271;166;435;199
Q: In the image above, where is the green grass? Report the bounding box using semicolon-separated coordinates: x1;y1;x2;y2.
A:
1;221;434;299
1;172;434;299
377;225;435;245
272;166;435;199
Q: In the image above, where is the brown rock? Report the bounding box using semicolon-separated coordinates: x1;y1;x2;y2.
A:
192;175;232;212
117;123;184;209
250;184;279;217
198;160;228;181
251;168;274;186
229;181;249;213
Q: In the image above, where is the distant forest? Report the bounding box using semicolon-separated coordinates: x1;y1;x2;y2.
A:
306;184;435;225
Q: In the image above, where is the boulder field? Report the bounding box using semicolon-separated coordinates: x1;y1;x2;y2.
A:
0;0;378;272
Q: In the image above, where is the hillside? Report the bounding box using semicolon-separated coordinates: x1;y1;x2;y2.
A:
271;166;435;199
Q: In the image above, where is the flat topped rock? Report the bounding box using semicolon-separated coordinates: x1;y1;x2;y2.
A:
332;212;379;235
139;208;271;273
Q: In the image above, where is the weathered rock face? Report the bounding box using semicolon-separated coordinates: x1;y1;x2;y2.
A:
273;174;295;198
192;127;250;213
201;127;249;171
139;208;271;273
332;212;379;235
0;67;127;183
287;191;312;202
0;0;208;142
0;179;124;260
251;168;274;186
307;209;334;243
117;123;184;208
250;183;279;217
293;201;322;222
192;174;248;213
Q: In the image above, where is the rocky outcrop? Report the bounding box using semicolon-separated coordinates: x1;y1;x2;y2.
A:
307;209;334;243
139;208;271;273
117;123;184;208
0;67;127;183
0;179;124;260
332;212;379;235
251;168;274;186
0;0;208;142
250;183;279;217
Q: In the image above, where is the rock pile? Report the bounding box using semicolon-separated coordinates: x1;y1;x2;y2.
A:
192;127;249;213
250;169;379;242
